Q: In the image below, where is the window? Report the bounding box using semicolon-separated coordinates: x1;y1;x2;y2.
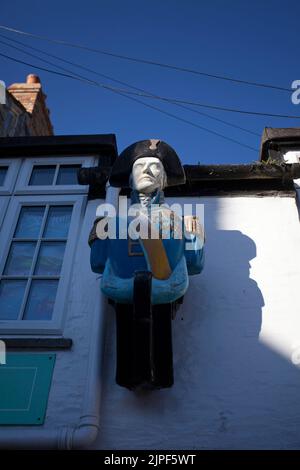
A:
29;165;56;186
0;205;72;321
0;144;108;337
0;159;21;231
0;167;8;186
29;164;81;186
0;159;21;195
15;156;96;194
0;195;85;334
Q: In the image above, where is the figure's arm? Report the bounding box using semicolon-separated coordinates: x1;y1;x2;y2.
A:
88;217;108;274
183;216;205;275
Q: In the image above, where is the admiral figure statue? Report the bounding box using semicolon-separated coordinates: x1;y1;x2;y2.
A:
89;139;205;390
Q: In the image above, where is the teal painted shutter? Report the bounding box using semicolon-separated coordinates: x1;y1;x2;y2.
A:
0;353;56;425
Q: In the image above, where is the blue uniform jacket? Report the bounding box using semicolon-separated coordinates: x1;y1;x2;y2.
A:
90;193;204;304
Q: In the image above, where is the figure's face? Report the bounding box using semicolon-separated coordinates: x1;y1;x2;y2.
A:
131;157;166;194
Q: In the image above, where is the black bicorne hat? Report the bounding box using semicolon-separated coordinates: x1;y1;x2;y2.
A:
109;139;186;188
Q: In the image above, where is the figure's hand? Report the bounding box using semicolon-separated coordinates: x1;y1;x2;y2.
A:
184;215;205;242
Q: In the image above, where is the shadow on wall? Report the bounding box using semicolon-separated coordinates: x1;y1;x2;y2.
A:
96;221;300;450
171;228;300;449
174;229;264;387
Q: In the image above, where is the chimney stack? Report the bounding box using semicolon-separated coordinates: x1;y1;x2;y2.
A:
8;74;53;135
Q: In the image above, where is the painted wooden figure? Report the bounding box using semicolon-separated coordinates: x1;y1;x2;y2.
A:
89;140;204;389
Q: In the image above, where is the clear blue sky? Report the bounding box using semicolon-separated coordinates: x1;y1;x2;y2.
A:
1;0;300;164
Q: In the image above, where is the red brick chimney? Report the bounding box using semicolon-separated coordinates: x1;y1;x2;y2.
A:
8;74;54;135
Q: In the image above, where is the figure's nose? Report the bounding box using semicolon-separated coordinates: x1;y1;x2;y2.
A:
143;164;153;176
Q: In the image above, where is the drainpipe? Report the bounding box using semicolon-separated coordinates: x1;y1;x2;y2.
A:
59;280;106;449
62;184;120;450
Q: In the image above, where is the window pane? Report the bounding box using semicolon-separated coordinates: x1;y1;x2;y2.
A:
56;165;81;185
34;242;66;276
43;206;72;238
29;165;56;186
23;280;58;320
14;206;45;239
0;280;27;320
4;242;36;276
0;166;8;186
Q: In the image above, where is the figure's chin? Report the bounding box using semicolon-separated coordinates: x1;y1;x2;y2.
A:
136;183;158;194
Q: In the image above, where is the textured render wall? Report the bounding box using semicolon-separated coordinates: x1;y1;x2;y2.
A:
91;194;300;450
4;194;300;449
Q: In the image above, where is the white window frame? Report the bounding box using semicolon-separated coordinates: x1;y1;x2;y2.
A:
14;155;97;195
0;194;86;335
0;196;9;232
0;159;21;195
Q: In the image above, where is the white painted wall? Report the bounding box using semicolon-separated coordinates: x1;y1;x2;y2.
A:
90;194;300;450
2;192;300;449
283;150;300;187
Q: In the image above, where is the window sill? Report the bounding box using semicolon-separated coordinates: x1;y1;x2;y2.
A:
0;337;73;349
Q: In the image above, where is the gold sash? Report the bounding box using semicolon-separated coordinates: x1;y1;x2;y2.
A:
139;237;171;280
138;212;172;280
